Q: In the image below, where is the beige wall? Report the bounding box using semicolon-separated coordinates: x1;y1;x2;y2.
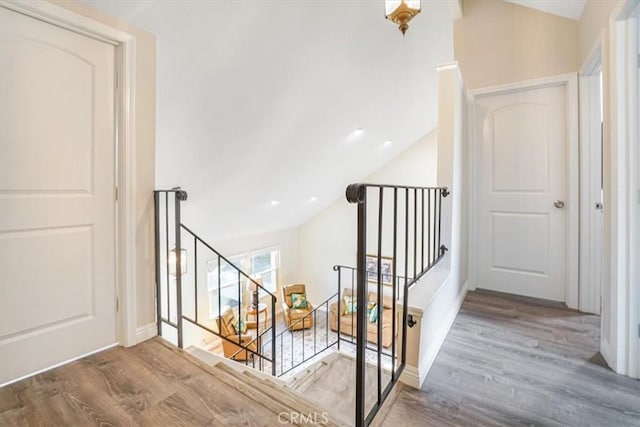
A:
579;0;622;64
50;1;157;331
454;0;579;89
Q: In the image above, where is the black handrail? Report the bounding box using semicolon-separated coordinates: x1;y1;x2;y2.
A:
179;223;276;298
154;188;277;376
344;183;449;427
180;224;277;374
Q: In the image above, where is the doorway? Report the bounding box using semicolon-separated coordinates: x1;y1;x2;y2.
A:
579;54;605;315
470;75;580;307
0;6;118;385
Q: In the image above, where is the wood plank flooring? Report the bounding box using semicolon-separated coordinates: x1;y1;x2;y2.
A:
2;290;638;426
382;290;640;427
0;338;346;426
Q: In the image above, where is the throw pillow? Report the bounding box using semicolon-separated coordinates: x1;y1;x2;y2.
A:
367;301;376;316
344;295;357;314
232;320;247;334
291;293;308;309
369;305;378;323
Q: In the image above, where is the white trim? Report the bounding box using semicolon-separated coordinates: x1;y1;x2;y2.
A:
578;67;604;315
400;280;468;388
566;74;580;310
1;0;139;347
469;73;580;309
136;322;158;343
581;37;604;76
468;72;578;99
0;0;131;43
447;0;463;20
467;96;478;291
0;343;117;388
578;40;605;315
603;0;639;378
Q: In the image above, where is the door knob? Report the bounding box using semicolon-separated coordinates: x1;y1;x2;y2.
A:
554;200;565;209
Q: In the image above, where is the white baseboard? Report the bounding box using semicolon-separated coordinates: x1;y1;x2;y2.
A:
0;342;117;388
136;322;158;343
416;281;469;388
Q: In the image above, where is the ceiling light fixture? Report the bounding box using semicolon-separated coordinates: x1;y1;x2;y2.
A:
270;200;280;206
310;196;318;202
385;0;421;35
384;140;393;146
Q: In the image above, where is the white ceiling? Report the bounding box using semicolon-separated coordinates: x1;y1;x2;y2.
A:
80;0;453;241
505;0;587;20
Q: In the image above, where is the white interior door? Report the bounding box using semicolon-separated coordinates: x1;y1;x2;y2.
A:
474;84;569;302
0;7;117;385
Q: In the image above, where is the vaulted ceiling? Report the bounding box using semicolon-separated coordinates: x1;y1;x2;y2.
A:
505;0;587;20
81;0;453;241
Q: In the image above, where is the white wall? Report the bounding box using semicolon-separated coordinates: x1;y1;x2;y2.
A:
298;131;438;304
404;63;469;388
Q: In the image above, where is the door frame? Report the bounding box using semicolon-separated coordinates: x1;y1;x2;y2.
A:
578;40;604;315
0;0;139;347
604;0;639;378
468;73;580;309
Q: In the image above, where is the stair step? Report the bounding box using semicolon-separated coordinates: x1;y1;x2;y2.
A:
286;351;340;392
282;352;395;425
216;363;351;427
157;339;349;426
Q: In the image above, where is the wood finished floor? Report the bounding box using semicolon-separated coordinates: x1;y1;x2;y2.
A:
2;290;639;426
0;338;345;427
382;290;640;427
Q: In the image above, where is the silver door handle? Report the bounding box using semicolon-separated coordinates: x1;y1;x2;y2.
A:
554;200;565;209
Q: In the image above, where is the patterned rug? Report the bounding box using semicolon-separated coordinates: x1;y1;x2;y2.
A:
202;307;395;379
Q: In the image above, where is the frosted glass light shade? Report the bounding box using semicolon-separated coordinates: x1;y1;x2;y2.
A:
168;248;187;276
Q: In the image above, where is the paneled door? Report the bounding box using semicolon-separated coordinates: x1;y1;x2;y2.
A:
0;7;117;385
473;84;570;302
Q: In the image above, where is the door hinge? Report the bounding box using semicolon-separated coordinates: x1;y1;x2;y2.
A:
115;187;118;201
116;297;119;312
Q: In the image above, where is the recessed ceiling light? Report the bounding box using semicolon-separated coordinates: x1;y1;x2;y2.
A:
351;128;364;138
310;196;318;202
384;140;393;146
270;200;280;206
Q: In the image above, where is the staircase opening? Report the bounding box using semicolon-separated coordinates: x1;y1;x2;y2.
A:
153;183;449;426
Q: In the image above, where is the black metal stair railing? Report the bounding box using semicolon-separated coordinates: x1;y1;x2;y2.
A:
154;188;277;376
343;183;449;427
265;292;341;377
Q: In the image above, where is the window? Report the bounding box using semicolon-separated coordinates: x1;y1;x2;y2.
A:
207;254;243;318
206;247;280;318
250;247;279;294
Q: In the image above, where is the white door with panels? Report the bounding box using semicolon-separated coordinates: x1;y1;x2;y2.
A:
0;7;117;385
473;84;571;302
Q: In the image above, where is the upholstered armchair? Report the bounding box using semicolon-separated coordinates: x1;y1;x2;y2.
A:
281;284;314;330
215;306;258;361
